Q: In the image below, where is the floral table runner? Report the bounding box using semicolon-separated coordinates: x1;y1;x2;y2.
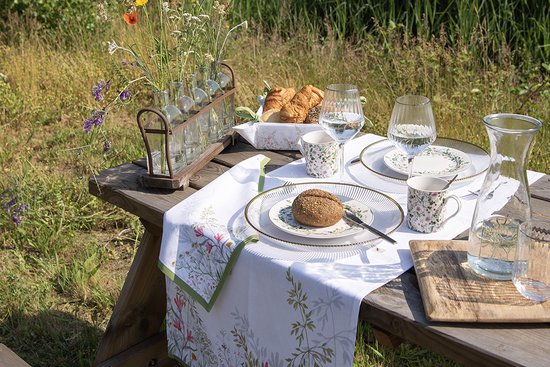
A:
159;134;544;366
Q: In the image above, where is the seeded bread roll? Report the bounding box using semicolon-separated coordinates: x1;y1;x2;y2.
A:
291;189;344;227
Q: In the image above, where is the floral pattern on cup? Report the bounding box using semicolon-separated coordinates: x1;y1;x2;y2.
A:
407;176;461;233
299;131;339;178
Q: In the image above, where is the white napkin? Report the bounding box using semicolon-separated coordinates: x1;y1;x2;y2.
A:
159;154;270;310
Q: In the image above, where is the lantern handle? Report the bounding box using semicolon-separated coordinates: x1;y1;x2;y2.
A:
136;107;174;178
220;62;236;87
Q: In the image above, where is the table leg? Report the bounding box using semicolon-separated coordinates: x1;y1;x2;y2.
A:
94;220;172;367
372;327;403;349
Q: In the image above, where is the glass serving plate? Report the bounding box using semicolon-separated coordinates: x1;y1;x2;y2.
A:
360;137;490;183
244;182;404;248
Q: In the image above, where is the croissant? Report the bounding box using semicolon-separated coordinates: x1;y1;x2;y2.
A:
280;85;324;123
263;87;296;112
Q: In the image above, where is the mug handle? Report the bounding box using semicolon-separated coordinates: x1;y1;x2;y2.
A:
297;137;304;155
441;195;462;226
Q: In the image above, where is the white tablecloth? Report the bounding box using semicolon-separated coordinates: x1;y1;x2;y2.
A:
159;133;544;366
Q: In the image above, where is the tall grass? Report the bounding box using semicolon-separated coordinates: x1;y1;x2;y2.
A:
231;0;549;64
0;2;548;366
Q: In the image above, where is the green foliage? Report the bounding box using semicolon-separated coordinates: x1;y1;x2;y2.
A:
0;80;24;122
1;0;100;32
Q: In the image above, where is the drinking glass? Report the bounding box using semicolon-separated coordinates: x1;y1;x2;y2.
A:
513;219;550;301
319;84;365;181
387;95;436;178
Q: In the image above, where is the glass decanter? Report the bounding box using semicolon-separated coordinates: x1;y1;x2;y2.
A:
468;113;542;280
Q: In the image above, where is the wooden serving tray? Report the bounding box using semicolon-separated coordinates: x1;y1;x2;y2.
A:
409;240;550;323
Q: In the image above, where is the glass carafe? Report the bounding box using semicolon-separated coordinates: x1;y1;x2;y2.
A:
468;114;542;280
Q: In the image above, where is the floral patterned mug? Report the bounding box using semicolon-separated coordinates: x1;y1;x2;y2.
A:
298;130;339;178
406;176;461;233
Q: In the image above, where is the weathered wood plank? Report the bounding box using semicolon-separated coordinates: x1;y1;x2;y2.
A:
89;162;197;228
94;222;167;367
89;141;299;227
189;161;231;190
214;141;301;172
0;344;31;367
96;332;174;367
361;272;550;367
530;174;550;201
410;240;550;322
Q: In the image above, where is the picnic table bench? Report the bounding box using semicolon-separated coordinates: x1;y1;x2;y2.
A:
89;138;550;367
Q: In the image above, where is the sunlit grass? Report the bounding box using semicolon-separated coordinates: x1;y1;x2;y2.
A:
0;7;548;367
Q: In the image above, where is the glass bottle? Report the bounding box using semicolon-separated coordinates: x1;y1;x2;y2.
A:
155;88;187;173
190;72;210;151
190;72;209;109
199;64;221;99
468;113;542;280
174;80;194;120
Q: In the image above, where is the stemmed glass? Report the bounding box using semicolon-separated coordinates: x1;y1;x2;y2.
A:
387;95;436;178
319;84;365;181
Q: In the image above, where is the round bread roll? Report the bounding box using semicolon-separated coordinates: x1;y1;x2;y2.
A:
291;189;344;227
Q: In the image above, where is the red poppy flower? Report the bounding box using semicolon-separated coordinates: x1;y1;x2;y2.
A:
123;10;137;25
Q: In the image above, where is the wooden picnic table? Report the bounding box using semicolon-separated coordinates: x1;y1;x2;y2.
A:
89;138;550;367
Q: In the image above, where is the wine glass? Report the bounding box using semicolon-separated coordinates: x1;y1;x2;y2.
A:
387;95;436;178
319;84;365;181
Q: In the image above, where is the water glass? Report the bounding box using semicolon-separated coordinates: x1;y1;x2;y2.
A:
319;84;365;181
387;95;436;178
513;219;550;301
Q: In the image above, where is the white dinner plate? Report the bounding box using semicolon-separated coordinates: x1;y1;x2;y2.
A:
383;145;472;177
268;197;374;239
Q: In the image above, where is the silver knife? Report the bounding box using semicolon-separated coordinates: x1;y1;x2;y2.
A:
343;211;397;244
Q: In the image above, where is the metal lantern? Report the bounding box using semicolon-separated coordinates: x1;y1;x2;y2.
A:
137;64;236;189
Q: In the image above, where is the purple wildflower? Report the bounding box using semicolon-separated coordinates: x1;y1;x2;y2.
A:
83;108;106;133
118;90;131;101
91;80;111;101
11;203;30;225
3;196;16;211
2;194;29;225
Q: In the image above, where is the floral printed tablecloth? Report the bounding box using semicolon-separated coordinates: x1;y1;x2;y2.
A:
159;134;544;366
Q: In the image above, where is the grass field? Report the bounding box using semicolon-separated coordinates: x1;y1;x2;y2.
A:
0;2;548;366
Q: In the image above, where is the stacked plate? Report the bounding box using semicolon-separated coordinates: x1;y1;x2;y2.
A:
349;137;491;193
244;182;403;249
361;137;489;182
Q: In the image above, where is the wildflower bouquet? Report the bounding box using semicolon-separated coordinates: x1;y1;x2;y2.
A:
84;0;246;134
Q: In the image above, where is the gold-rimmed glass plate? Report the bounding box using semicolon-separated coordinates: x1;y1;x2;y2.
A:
244;182;404;248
